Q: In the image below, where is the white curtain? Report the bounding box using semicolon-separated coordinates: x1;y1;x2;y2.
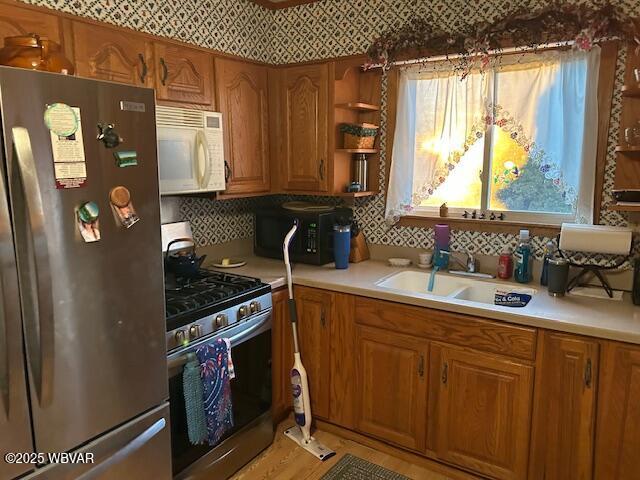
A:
490;48;600;223
385;47;601;225
386;67;489;224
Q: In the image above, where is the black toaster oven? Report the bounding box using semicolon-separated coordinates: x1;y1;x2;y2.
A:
254;208;351;265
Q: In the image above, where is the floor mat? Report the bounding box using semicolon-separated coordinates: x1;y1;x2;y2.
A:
320;454;411;480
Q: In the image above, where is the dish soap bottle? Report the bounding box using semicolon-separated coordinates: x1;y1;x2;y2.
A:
514;229;532;283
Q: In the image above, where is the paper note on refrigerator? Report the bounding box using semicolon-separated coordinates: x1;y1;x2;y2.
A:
49;106;87;189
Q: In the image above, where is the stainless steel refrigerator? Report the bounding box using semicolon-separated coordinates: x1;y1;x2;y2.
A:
0;67;171;479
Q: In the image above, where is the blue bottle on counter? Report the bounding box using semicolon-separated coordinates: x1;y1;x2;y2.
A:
333;224;351;269
514;229;532;283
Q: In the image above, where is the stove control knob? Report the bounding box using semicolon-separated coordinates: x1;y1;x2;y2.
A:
238;305;249;320
175;330;187;344
249;301;261;313
189;324;202;339
214;314;228;329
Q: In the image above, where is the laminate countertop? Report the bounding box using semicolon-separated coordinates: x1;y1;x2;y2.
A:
203;255;640;345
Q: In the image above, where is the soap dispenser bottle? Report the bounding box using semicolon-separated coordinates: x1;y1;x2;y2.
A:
514;229;532;283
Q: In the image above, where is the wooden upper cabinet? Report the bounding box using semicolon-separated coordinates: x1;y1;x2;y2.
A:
216;58;270;195
280;63;329;192
428;344;533;480
71;22;152;86
355;324;428;452
594;341;640;479
529;332;599;480
293;286;332;420
0;4;63;45
153;42;214;108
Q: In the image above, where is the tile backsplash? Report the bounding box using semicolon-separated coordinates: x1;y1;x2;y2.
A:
26;0;638;261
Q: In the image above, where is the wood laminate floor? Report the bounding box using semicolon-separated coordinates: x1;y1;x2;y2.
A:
230;420;462;480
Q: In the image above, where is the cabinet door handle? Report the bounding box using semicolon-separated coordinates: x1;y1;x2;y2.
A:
584;358;592;388
138;53;148;83
418;355;424;377
160;57;168;86
224;161;231;182
441;362;448;384
320;309;326;328
318;158;325;180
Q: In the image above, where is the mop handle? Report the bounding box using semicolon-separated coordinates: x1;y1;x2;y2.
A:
283;220;301;353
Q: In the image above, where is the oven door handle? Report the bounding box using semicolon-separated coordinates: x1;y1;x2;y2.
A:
167;309;271;371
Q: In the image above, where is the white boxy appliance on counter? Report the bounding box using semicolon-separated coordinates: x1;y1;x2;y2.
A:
156;105;226;195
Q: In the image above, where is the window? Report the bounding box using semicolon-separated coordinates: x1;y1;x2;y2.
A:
386;48;601;226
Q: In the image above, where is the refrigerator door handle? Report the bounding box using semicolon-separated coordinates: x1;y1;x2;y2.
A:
11;127;54;408
196;130;211;189
0;167;11;419
75;418;166;480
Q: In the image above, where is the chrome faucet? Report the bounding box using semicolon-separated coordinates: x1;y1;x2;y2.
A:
441;250;477;273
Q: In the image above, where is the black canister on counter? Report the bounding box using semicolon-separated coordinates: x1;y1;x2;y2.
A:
547;258;570;297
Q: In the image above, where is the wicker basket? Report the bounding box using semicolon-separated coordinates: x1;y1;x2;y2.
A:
340;123;378;149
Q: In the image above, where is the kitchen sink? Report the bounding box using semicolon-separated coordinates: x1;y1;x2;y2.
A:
376;270;537;307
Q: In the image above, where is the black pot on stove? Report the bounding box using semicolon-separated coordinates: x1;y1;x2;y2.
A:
164;238;206;278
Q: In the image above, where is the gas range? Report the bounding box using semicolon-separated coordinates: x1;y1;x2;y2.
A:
164;268;272;353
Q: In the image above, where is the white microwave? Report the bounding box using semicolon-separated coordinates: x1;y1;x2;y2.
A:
156;105;226;195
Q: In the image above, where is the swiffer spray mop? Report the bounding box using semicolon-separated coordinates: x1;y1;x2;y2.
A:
283;220;336;461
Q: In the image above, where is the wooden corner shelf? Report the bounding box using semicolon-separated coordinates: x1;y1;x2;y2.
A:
621;85;640;97
335;102;380;112
338;190;378;198
336;148;378;154
608;202;640;211
615;145;640;153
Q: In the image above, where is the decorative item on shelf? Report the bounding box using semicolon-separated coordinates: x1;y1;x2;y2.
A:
479;211;486;219
349;220;370;264
439;202;448;218
471;210;477;219
462;211;469;218
489;212;496;220
340;123;378;150
0;34;74;74
498;213;505;220
346;182;362;193
624;123;640;146
353;153;369;191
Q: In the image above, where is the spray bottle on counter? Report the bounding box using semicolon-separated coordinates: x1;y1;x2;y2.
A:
514;229;532;284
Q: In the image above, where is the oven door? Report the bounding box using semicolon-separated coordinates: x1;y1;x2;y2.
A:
158;125;209;195
167;310;273;479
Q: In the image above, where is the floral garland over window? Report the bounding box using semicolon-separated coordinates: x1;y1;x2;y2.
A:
365;2;637;78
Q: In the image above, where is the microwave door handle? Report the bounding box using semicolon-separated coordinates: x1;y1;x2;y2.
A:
196;130;211;189
11;127;54;408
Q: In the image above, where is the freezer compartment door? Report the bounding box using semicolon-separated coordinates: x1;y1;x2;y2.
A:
0;117;34;480
0;67;168;455
23;403;172;480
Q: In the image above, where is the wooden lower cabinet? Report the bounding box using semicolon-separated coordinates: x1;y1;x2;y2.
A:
355;324;429;452
293;286;333;420
273;286;640;480
529;332;599;480
271;288;293;423
594;341;640;479
428;343;533;480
